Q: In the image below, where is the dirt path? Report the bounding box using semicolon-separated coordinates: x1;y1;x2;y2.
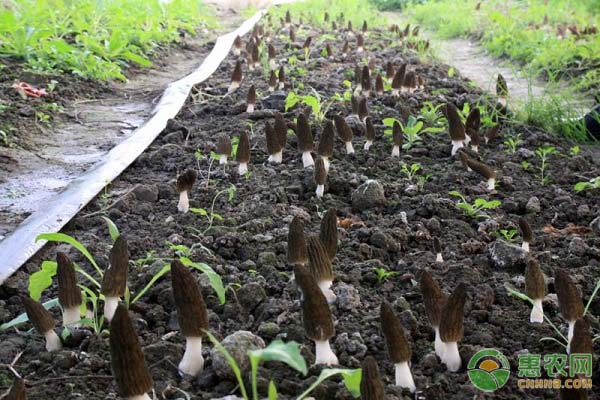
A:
0;8;246;241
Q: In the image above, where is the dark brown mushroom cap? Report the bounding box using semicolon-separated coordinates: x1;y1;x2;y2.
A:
231;60;242;83
360;356;385;400
233;35;242;49
278;66;286;85
176;169;197;193
325;43;333;57
318;120;335;158
357;34;364;47
265;122;281;155
519;217;533;243
288;216;308;266
294;264;335;341
307;236;333;281
570;318;593;356
403;71;417;88
296;113;314;152
391;64;406;89
274;112;288;148
334;115;353;143
57;252;82;309
351;95;359;115
110;305;153;397
484;125;501;142
6;377;26;400
403;23;410;37
314;157;327;186
554;268;584;321
380;302;411;363
465;107;481;145
496;74;508;97
386;62;395;80
171;260;208;337
289;26;296;42
439;283;467;342
22;296;55;334
445;103;466;141
302;36;312;49
348;20;353;31
237;131;251;164
319;208;338;261
246;85;256;106
268;43;276;59
251;45;259;64
433;237;442;253
358;97;369;121
361;66;371;91
342;40;349;54
217;134;232;156
268;70;277;87
525;258;545;300
354;65;361;84
465;158;496;179
393;121;403;147
101;235;129;297
375;74;384;93
365;117;375;141
362;20;368;33
420;271;446;327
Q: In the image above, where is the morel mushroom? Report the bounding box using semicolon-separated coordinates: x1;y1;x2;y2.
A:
445;103;466;156
356;34;364;53
314;157;327;198
274;111;288;152
217;134;232;165
176;169;197;213
297;113;314;168
307;236;335;303
391;64;406;96
354;65;362;92
268;44;277;69
171;260;209;376
464;157;496;191
386;62;395;80
433;237;443;263
278;66;286;90
519;217;533;252
554;268;584;347
319;208;338;262
6;377;26;400
375;74;384;95
381;302;416;392
403;71;417;93
496;74;508;106
364;116;376;151
392;120;403;157
294;264;338;365
420;271;447;359
110;305;153;400
361;66;371;97
318;119;335;172
265;121;282;164
268;70;277;92
439;283;466;372
237;131;251;175
22;296;62;352
325;42;333;59
570;318;593;356
229;60;242;92
288;217;308;267
525;258;545;323
358;96;369;123
360;356;385;400
342;40;349;57
465;107;481;152
232;35;242;57
101;235;129;322
56;252;82;326
334;115;354;154
246;85;256;113
362;20;368;33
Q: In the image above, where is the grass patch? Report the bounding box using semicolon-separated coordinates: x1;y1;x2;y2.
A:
268;0;382;29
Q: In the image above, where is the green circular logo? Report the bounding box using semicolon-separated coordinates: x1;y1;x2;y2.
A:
467;348;511;392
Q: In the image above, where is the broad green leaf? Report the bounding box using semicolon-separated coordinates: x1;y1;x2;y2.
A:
0;298;59;331
180;257;226;304
248;340;307;375
382;117;396;126
101;216;120;241
297;368;362;399
29;261;57;300
190;207;208;217
35;233;101;275
268;380;278;400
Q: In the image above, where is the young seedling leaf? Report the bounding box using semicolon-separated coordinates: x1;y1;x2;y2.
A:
29;261;57;300
248;340;308;375
297;368;362;399
101;216;120;241
35;233;101;275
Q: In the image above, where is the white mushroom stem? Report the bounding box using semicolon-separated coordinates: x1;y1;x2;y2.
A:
321;156;330;172
464;134;471;146
391;145;400;157
442;341;461;372
228;81;240;92
530;298;544;324
392;88;399;97
364;140;373;151
179;336;204;376
63;306;81;327
233;48;241;56
357;46;363;53
486;178;496;191
499;97;507;107
316;184;325;198
345;141;355;154
129;394;151;400
268;151;283;164
268;85;275;93
177;191;189;213
377;90;383;95
246;104;254;113
522;241;530;252
248;64;255;71
302;151;314;168
363;90;370;98
567;320;575;346
471;145;479;153
317;280;336;303
394;361;416;393
278;82;285;90
104;296;120;322
314;339;338;365
434;327;444;359
451;140;464;156
356;83;362;92
435;253;444;263
270;59;277;69
44;330;62;352
238;162;248;175
219;154;228;165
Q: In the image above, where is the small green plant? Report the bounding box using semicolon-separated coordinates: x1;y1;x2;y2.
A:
190;184;236;233
205;332;361;400
503;134;523;155
495;229;518;243
535;145;557;185
521;161;531;171
383;115;439;150
400;162;421;183
375;267;399;285
418;101;445;130
569;145;580;157
574;177;600;193
449;191;501;219
284;89;337;123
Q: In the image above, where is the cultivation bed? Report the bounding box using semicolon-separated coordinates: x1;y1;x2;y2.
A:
1;8;600;400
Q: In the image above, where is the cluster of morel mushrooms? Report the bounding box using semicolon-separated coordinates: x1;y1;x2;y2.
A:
9;9;594;400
